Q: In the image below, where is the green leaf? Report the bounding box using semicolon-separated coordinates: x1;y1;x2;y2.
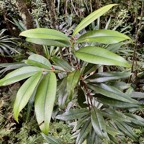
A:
106;125;121;136
75;46;131;67
13;72;42;122
0;63;25;68
91;107;109;140
73;4;117;36
103;109;131;123
87;71;131;83
96;96;139;108
87;129;98;144
83;63;99;76
115;121;137;140
67;70;81;98
56;109;89;121
26;38;70;47
20;28;70;47
88;84;138;103
20;28;70;41
0;66;43;86
0;63;26;74
76;119;92;144
25;54;51;69
57;78;68;108
52;56;72;72
126;114;144;126
77;30;131;44
42;133;63;144
35;72;57;135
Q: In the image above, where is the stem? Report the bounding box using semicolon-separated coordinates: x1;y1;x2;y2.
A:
81;76;93;109
131;1;144;78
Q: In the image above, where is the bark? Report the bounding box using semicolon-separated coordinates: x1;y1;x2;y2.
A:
16;0;33;29
16;0;43;55
43;0;58;29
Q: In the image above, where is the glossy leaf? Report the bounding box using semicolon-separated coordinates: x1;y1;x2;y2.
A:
20;28;70;41
76;119;92;144
75;46;131;67
126;114;144;126
87;71;131;83
56;109;89;121
73;4;117;36
87;129;97;144
77;30;131;44
0;63;26;68
96;96;139;108
115;122;137;140
83;63;99;76
67;70;81;98
0;66;43;86
42;133;62;144
76;115;90;130
52;56;72;72
88;84;138;103
91;107;109;139
26;38;70;47
103;109;131;123
13;72;42;122
20;28;70;47
57;78;68;108
25;54;51;69
106;125;121;136
35;72;57;135
0;63;26;74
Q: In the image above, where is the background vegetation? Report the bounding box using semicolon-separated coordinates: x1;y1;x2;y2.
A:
0;0;144;144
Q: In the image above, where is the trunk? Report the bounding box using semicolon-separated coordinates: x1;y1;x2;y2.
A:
16;0;33;29
43;0;58;29
16;0;43;55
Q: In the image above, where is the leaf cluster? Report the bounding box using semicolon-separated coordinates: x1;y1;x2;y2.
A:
0;4;144;144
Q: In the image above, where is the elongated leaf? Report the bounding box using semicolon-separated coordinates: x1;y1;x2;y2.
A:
67;70;81;98
96;96;139;108
20;28;70;47
106;125;121;136
126;114;144;126
25;54;51;69
88;84;138;103
75;46;131;67
76;115;90;130
20;28;70;41
73;4;117;36
56;109;89;121
13;72;42;122
0;63;25;68
26;38;70;47
0;63;26;74
87;71;131;83
91;107;109;140
115;121;137;140
35;72;57;135
76;119;92;144
42;133;62;144
87;129;97;144
106;42;124;52
0;66;43;86
83;63;99;76
103;109;131;123
52;56;72;72
57;78;68;108
77;30;131;44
